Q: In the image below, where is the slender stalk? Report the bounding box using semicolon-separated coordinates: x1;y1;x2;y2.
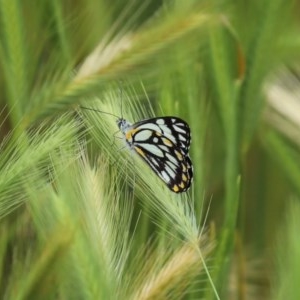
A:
205;21;241;298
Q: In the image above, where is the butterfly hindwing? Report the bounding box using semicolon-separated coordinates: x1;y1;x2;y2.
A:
134;145;192;193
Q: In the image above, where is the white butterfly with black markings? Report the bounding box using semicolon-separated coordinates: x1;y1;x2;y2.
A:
81;107;193;193
117;116;193;193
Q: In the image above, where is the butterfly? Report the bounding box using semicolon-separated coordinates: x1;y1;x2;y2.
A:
80;106;193;193
117;116;193;193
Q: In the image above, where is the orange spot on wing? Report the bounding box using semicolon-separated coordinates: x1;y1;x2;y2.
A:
135;146;145;157
172;185;179;192
125;128;139;141
162;138;172;146
175;150;183;161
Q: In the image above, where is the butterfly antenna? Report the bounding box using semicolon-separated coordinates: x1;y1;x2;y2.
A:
119;80;123;119
80;106;119;119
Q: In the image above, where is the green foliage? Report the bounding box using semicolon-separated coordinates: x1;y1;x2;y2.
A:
0;0;299;299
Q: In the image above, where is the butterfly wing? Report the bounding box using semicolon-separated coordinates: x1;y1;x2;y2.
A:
127;117;193;193
131;117;191;154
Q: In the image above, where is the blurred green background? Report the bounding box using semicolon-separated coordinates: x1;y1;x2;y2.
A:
0;0;300;299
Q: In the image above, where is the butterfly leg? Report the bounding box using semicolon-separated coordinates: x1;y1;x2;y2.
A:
110;130;122;147
123;148;136;193
110;145;128;168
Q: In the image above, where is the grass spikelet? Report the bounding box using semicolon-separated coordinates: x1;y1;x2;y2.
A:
0;114;81;218
27;144;134;298
77;3;210;79
129;237;215;300
50;4;211;112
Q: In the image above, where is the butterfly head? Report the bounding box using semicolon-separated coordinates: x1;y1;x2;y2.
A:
117;118;132;133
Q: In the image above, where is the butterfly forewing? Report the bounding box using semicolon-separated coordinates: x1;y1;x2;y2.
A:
132;117;191;154
125;116;193;193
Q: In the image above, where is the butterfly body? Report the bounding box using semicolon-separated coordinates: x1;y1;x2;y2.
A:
117;116;193;193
